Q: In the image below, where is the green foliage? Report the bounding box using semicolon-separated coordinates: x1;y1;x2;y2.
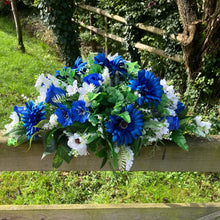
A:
37;0;80;66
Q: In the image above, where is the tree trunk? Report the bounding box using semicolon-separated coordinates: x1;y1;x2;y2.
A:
176;0;220;81
11;0;25;53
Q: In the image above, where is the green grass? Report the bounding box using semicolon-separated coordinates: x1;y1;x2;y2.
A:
1;171;220;205
0;15;219;205
0;16;63;128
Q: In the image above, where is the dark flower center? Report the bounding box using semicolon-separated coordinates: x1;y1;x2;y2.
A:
75;138;81;144
78;107;86;115
119;119;128;129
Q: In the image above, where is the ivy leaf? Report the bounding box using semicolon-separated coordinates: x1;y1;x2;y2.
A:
89;114;99;126
171;130;189;151
125;61;140;74
126;92;137;103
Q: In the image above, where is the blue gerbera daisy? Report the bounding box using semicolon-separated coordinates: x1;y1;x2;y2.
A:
21;101;46;140
128;69;164;106
105;104;144;146
71;100;89;123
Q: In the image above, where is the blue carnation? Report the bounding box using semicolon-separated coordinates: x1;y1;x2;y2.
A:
71;100;89;123
94;52;110;68
21;101;46;140
83;73;104;87
166;116;179;131
45;84;66;106
55;104;74;127
109;55;127;75
175;101;185;114
105;104;144;146
128;69;164;106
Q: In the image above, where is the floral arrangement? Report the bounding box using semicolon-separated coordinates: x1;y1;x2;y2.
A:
5;52;211;171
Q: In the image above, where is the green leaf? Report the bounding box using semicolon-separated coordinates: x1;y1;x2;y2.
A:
144;120;165;129
33;119;48;129
100;156;108;169
126;92;137;103
95;148;106;158
86;134;99;144
89;63;102;74
125;61;140;74
171;130;189;151
15;134;28;147
52;145;72;168
41;137;58;160
88;114;99;126
52;152;63;168
130;137;143;157
118;111;131;123
87;92;100;101
5;124;26;137
179;117;191;126
8;137;17;146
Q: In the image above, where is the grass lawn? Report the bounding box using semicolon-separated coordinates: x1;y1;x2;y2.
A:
0;15;220;205
0;16;63;128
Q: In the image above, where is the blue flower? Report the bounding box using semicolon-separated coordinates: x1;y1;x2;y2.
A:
21;101;46;140
45;84;66;106
55;66;68;78
109;55;127;75
55;104;74;127
71;100;89;123
175;101;185;114
166;116;179;131
14;106;25;120
105;104;144;146
128;69;164;106
73;57;87;75
83;73;104;87
94;52;110;68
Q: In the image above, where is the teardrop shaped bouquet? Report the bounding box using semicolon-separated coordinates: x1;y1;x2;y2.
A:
5;53;211;171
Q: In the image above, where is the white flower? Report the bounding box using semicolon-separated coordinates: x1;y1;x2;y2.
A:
102;67;111;85
194;116;211;135
42;114;58;130
35;73;51;89
66;80;78;96
5;112;20;140
78;82;95;105
67;133;88;156
148;119;170;143
160;79;179;110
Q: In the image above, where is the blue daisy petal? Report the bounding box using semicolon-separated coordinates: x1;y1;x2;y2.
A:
128;69;164;106
21;101;46;140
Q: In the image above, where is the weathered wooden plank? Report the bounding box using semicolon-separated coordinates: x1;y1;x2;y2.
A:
0;134;219;172
1;203;220;220
76;3;184;42
78;21;182;62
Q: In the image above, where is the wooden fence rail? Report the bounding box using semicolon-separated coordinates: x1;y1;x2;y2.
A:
76;4;183;63
0;134;220;219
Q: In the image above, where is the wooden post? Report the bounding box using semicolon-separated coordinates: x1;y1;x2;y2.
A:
104;16;108;55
